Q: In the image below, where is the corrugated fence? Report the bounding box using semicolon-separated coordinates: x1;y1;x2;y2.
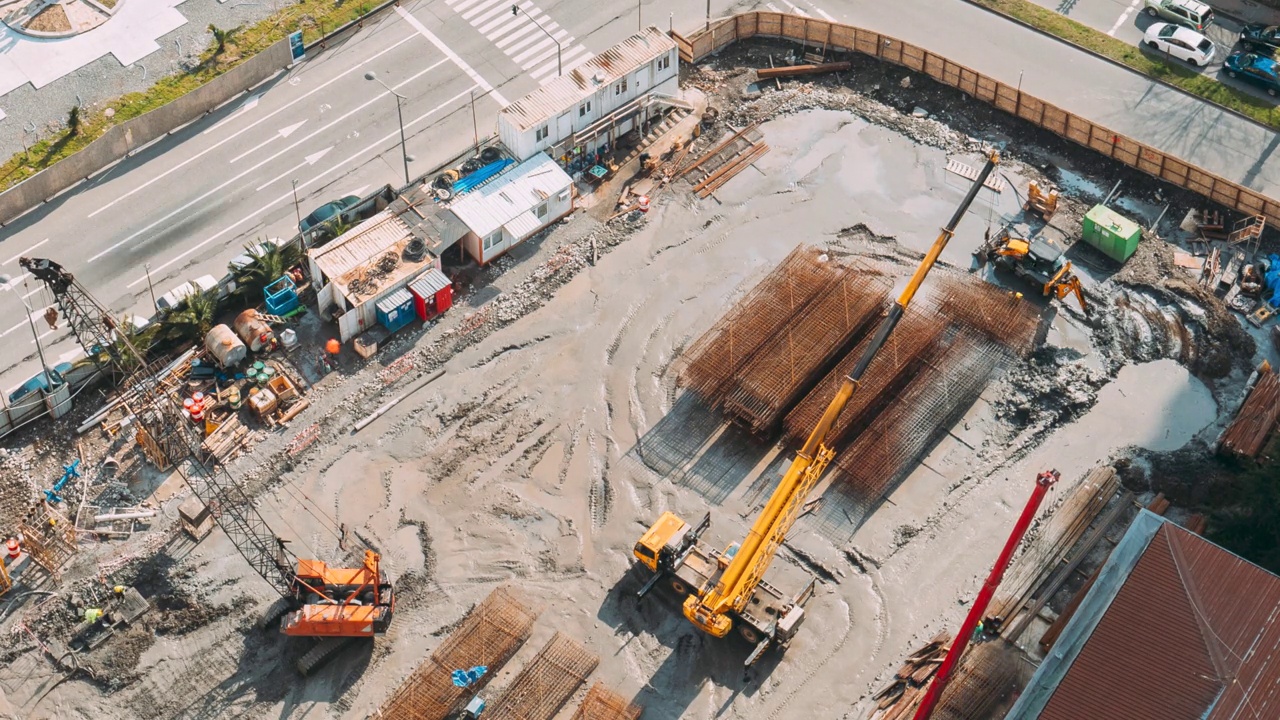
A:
673;12;1280;226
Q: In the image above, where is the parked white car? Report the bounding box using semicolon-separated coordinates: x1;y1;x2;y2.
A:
1143;23;1216;67
156;275;219;311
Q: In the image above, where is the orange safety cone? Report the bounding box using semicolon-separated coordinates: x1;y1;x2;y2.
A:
6;537;20;562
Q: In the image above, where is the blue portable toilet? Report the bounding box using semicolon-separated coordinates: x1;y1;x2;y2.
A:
376;288;415;333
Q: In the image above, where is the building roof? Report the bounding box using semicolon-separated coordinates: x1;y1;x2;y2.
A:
447;153;571;239
1008;511;1280;720
498;26;676;133
308;184;444;305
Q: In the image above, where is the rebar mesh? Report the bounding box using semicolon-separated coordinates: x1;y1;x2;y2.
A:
487;632;599;720
835;330;1010;501
781;309;950;447
679;245;839;404
720;262;890;434
934;272;1044;356
933;640;1035;720
374;586;539;720
571;683;642;720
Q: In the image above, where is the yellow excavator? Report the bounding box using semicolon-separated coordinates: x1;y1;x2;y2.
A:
977;226;1089;314
633;151;1003;666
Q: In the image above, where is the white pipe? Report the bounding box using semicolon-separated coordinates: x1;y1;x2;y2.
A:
94;509;157;523
353;369;445;433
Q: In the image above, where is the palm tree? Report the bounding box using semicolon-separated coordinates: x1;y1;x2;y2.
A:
230;240;304;305
208;24;241;58
159;289;219;346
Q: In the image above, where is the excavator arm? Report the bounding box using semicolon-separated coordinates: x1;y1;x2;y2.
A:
1045;261;1089;314
681;151;1002;638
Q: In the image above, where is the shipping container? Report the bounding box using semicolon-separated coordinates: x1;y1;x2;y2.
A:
1082;205;1142;263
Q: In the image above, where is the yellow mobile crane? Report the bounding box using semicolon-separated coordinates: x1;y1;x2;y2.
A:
633;152;1001;666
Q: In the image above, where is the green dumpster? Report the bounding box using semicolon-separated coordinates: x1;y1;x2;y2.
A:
1082;205;1141;263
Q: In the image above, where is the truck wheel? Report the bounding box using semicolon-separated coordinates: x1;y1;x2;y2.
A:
669;578;689;596
739;624;761;644
1145;7;1158;16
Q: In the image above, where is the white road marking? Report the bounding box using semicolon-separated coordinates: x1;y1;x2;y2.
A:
3;238;49;266
228;120;309;164
86;33;420;220
20;285;43;300
88;61;449;263
475;0;524;28
766;3;781;11
462;0;503;21
804;0;834;20
30;328;54;345
1109;0;1142;36
495;21;538;48
127;87;479;289
203;93;262;135
0;305;44;338
781;0;809;17
397;6;508;105
254;146;334;191
447;0;589;83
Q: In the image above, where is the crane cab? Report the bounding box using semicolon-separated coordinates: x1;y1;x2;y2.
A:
633;511;707;572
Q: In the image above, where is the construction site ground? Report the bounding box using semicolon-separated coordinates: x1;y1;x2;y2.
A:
0;37;1269;720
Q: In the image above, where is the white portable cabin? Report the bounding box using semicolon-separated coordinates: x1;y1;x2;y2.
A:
438;153;575;265
498;26;680;161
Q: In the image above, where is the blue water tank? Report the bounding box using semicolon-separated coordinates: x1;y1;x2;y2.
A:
376;288;415;333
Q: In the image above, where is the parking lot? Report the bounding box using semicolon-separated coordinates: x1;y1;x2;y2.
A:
1028;0;1280;101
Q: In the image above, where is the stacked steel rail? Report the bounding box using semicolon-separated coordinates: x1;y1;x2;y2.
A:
487;632;599;720
373;586;538;720
571;683;643;720
1219;365;1280;457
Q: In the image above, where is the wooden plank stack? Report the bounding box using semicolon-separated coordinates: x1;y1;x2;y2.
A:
1218;364;1280;458
871;632;951;719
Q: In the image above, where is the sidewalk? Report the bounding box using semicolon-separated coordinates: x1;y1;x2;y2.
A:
1214;0;1280;25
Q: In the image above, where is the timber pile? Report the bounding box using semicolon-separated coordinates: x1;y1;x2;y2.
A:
678;123;769;198
871;632;951;719
987;467;1120;636
1218;364;1280;457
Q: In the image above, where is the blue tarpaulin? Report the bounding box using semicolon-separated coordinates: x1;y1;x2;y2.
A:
1266;254;1280;306
451;160;514;195
451;665;488;688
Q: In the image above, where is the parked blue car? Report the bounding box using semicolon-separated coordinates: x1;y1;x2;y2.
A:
8;362;72;404
1225;52;1280;97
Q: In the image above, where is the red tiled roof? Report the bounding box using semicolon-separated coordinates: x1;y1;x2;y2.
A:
1040;523;1280;720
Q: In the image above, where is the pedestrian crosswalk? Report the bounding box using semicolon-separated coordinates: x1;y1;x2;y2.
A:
445;0;593;84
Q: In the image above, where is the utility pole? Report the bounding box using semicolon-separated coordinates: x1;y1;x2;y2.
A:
638;0;641;31
706;0;711;30
291;179;305;250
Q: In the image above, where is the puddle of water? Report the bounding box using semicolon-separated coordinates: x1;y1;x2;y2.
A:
1082;359;1216;452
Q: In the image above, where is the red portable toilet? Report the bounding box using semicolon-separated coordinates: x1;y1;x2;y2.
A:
409;269;454;321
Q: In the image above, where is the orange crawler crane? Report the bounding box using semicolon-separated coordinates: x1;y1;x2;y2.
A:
20;257;393;674
633;152;1002;667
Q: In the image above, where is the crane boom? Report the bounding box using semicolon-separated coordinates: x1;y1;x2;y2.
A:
682;151;1001;638
20;257;299;596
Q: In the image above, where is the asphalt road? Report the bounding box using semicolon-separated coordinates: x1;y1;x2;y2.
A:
3;0;1280;399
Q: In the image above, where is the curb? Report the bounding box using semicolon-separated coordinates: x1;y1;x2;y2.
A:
957;0;1280;136
305;0;403;52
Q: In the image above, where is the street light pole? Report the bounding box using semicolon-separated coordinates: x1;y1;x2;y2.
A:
513;5;561;76
0;275;52;394
144;263;157;311
364;71;411;186
470;89;480;155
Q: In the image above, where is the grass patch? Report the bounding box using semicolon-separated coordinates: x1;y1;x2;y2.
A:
0;0;379;194
970;0;1280;128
